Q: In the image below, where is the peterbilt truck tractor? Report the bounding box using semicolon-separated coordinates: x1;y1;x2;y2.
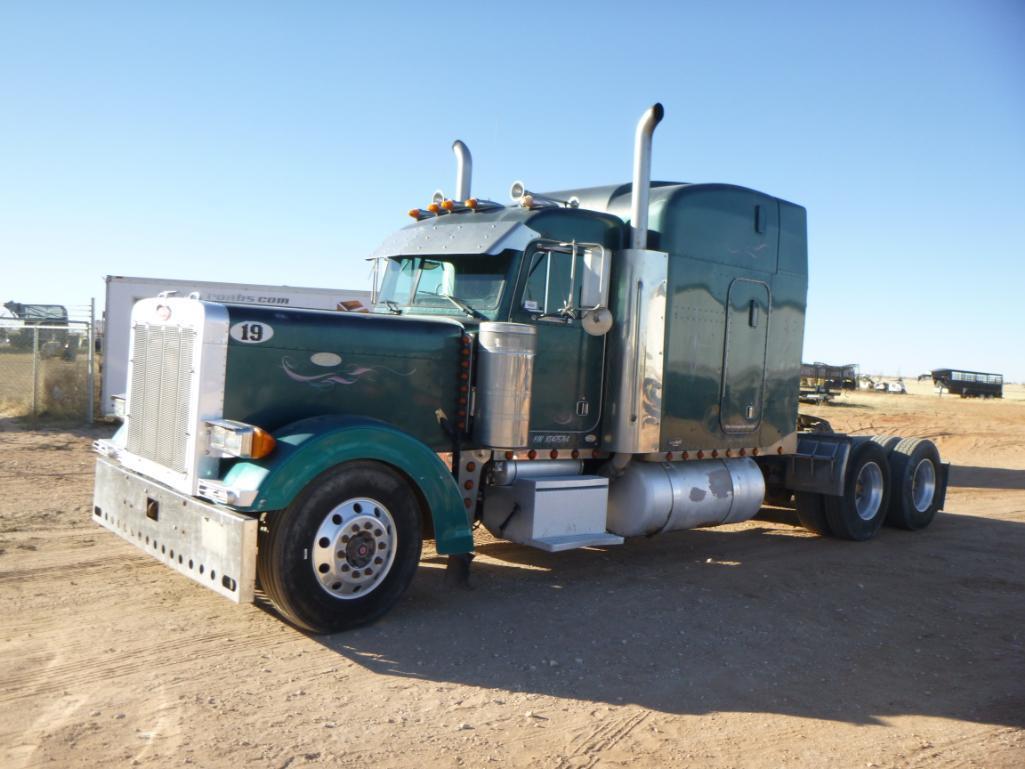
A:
92;104;948;633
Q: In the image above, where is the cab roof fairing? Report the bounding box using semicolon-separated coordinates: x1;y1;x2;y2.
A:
368;216;542;261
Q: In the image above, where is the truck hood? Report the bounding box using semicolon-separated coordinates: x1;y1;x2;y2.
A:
219;305;467;448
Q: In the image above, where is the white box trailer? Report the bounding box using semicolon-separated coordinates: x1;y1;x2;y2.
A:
100;276;372;417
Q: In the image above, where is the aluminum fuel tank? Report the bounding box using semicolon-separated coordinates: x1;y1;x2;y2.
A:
606;457;765;537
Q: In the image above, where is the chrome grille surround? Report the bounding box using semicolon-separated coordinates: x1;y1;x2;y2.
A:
120;298;229;495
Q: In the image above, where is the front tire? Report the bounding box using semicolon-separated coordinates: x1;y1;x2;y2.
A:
257;461;423;633
825;442;890;541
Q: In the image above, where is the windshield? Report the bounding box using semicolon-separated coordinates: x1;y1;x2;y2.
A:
376;253;511;314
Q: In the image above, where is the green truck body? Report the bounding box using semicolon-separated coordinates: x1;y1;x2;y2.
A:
92;104;947;633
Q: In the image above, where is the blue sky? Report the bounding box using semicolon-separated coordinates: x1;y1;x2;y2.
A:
2;1;1024;379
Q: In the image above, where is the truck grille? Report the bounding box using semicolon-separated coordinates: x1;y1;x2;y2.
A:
126;323;196;473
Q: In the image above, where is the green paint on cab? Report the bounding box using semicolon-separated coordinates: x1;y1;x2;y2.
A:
221;307;465;452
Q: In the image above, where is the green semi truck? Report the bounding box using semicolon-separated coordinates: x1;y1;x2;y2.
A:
92;104;948;633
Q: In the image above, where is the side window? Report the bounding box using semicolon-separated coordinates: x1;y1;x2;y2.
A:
522;248;575;315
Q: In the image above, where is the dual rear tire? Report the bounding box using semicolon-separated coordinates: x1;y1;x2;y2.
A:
824;442;890;540
795;438;942;540
885;438;942;530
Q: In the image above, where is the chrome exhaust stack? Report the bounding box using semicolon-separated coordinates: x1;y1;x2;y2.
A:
453;140;472;202
630;103;664;249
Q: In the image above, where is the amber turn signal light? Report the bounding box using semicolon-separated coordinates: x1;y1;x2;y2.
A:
249;427;277;459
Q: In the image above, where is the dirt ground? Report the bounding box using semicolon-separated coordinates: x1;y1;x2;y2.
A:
1;386;1024;769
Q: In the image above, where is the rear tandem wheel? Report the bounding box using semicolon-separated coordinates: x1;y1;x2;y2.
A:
885;438;942;530
795;493;831;536
824;441;891;541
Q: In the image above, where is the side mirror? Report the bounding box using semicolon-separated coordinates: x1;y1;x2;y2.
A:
580;246;610;310
580;246;613;336
519;240;614;335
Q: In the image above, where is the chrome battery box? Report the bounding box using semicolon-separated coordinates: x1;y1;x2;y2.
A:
482;474;623;552
92;457;257;603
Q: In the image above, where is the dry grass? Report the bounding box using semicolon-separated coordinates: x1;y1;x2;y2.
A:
0;349;98;420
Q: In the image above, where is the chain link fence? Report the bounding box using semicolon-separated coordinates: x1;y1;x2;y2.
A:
0;301;98;422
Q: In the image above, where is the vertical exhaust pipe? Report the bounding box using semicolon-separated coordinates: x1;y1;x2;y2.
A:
453;140;472;202
630;103;664;249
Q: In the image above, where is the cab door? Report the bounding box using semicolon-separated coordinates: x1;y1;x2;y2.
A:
720;278;770;433
511;243;605;447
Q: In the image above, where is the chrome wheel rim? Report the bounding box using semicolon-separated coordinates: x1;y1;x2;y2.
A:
911;459;937;513
855;461;884;521
312;497;397;599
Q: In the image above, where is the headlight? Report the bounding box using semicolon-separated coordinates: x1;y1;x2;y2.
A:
206;419;276;459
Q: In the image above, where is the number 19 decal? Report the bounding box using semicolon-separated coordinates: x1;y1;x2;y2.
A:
230;321;274;344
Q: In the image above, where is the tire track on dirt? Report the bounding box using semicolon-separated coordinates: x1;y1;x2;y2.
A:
554;710;650;769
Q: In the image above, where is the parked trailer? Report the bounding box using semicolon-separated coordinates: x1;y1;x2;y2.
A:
92;105;950;633
99;276;371;417
931;368;1003;398
799;361;859;403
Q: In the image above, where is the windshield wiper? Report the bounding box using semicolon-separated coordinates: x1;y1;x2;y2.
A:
414;291;484;319
440;294;485;319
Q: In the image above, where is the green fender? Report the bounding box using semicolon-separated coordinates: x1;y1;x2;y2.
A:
223;415;474;555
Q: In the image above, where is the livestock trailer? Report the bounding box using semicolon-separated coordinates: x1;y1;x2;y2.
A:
931;369;1003;398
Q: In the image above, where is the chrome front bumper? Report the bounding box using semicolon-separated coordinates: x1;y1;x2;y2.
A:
92;457;258;603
